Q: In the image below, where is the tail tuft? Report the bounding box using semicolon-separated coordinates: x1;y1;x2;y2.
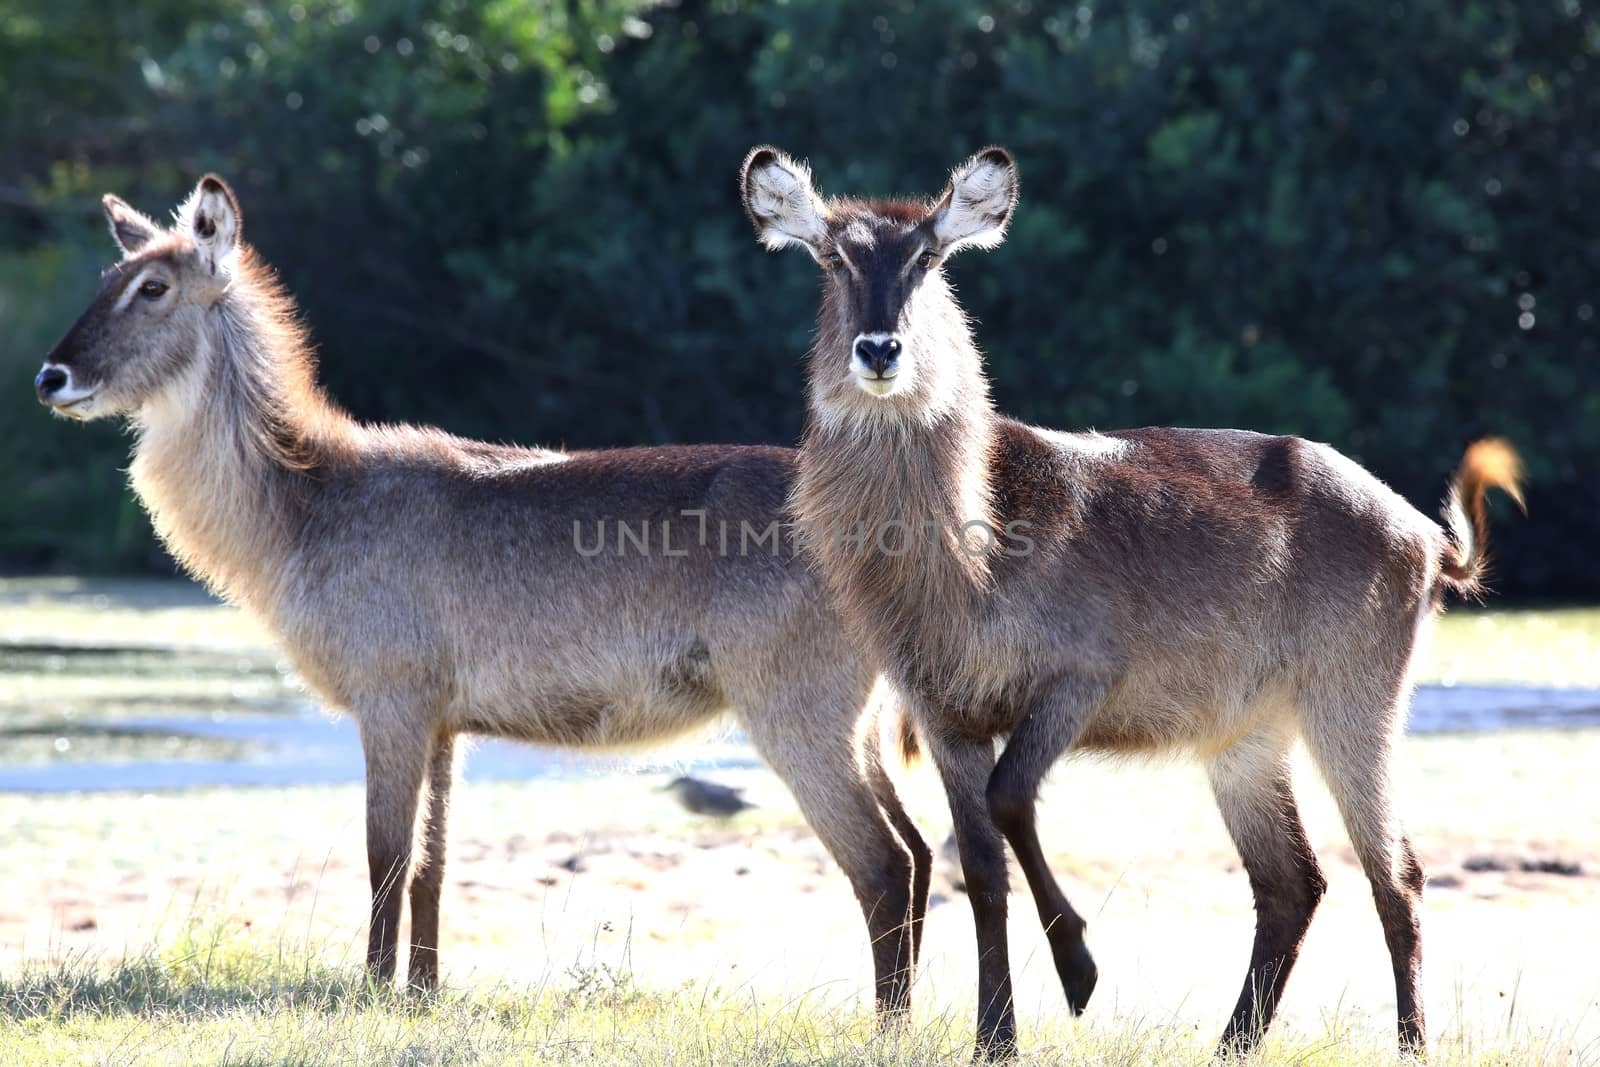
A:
897;710;921;765
1440;437;1524;597
1462;438;1525;512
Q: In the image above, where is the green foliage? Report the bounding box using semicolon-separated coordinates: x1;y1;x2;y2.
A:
2;0;1595;595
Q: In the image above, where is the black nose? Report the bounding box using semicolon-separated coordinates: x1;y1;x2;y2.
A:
34;366;67;401
854;336;903;377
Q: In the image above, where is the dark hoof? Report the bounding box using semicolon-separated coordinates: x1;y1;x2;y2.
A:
1214;1030;1260;1062
1216;1006;1284;1062
973;1032;1018;1062
1060;940;1098;1016
1399;1024;1427;1059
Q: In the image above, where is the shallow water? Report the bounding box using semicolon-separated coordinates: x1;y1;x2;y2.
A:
0;637;759;793
2;578;1597;793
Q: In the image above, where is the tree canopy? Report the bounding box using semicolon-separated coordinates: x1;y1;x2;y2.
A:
2;0;1594;596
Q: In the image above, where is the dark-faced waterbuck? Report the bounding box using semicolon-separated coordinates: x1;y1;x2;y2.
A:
739;146;1523;1058
32;175;934;1017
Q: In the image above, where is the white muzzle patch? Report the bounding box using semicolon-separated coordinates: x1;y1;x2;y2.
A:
39;364;99;419
851;331;906;398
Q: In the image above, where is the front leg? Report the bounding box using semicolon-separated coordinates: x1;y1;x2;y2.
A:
358;709;434;985
986;676;1110;1017
407;729;456;992
926;730;1017;1060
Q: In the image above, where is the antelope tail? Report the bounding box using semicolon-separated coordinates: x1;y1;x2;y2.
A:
1439;437;1525;599
897;708;922;765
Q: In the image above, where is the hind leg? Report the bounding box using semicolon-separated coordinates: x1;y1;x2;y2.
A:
872;778;932;969
862;711;933;971
1302;690;1426;1054
1209;726;1327;1055
740;691;925;1021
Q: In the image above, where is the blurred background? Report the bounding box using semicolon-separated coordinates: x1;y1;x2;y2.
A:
0;0;1594;595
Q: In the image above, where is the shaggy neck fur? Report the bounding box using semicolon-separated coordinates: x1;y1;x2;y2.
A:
128;249;354;620
793;275;999;679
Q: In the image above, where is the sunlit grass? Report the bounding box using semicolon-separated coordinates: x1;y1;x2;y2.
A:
1419;607;1600;688
0;577;271;651
0;926;1588;1066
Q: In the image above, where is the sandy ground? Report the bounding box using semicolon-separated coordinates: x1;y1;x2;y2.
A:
3;728;1598;1053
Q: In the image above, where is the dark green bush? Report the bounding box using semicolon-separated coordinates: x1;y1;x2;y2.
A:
2;0;1594;596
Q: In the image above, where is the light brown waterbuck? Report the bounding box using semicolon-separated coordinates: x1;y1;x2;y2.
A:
740;145;1523;1058
32;175;933;1015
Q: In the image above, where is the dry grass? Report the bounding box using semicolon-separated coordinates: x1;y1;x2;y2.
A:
0;924;1591;1066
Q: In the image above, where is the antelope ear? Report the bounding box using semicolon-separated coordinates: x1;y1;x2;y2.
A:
740;146;829;253
102;195;161;257
928;147;1018;254
178;174;242;275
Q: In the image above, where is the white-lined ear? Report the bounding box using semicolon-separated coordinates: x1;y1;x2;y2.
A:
102;195;161;257
177;174;242;275
928;147;1018;254
740;146;829;253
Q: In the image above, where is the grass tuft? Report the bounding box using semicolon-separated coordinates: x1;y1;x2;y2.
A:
0;925;1593;1065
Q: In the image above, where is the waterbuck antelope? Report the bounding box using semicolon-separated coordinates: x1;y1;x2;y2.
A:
33;175;934;1016
740;145;1523;1058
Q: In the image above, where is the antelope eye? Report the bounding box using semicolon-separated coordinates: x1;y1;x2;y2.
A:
822;251;844;270
916;250;936;269
138;280;169;299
